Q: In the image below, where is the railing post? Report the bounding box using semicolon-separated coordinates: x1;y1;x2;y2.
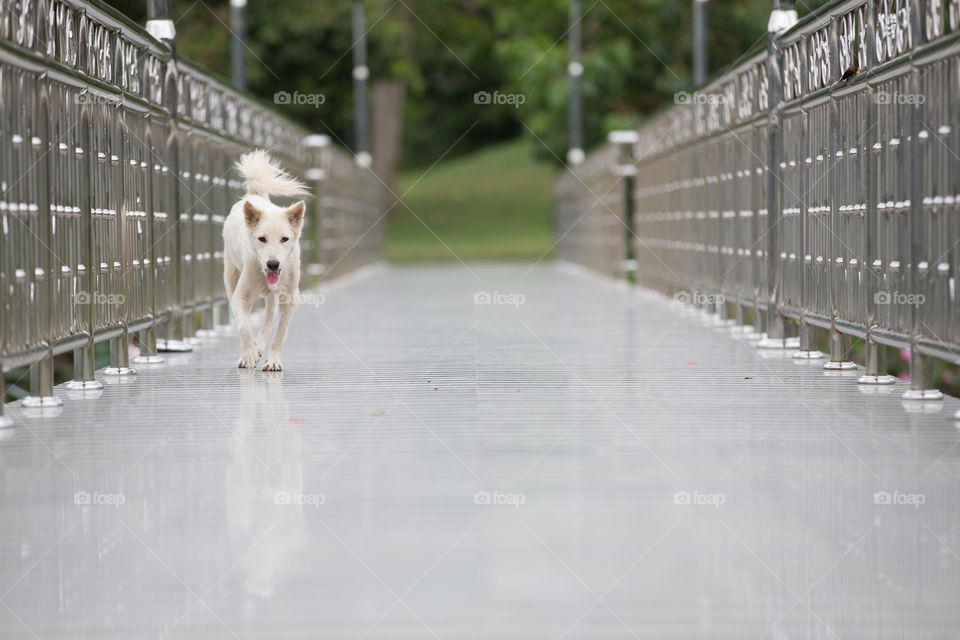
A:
758;0;798;349
65;109;105;392
104;109;136;378
22;87;63;411
132;127;165;366
901;0;942;401
858;0;897;385
824;18;856;371
304;134;330;279
609;131;638;284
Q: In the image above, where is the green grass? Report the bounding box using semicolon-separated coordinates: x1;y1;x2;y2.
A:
388;139;557;262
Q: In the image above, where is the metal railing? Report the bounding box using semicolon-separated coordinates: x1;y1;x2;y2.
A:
0;0;384;417
555;0;960;400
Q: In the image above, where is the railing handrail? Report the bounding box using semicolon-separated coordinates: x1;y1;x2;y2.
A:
555;0;960;408
0;0;385;416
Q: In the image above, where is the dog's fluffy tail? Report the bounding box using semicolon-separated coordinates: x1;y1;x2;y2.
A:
235;149;309;198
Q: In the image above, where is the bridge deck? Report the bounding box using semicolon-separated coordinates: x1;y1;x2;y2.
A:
2;263;959;639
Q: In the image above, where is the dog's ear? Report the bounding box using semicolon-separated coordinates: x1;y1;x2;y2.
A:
243;200;262;228
286;200;306;230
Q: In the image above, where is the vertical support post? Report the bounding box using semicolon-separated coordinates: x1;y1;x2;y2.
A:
353;0;371;168
132;128;165;365
794;86;824;359
146;0;176;44
902;0;942;400
858;0;896;385
22;89;62;409
609;131;638;283
758;0;798;349
230;0;247;90
567;0;584;166
693;0;708;87
151;1;191;354
65;110;104;391
304;135;331;278
103;110;136;377
824;17;856;371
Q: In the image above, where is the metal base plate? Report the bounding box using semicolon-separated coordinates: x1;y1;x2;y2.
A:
131;354;165;365
64;379;104;391
21;395;63;408
157;339;193;353
757;336;800;349
0;414;15;429
823;360;857;370
793;349;826;360
103;366;137;377
902;389;944;401
857;374;898;385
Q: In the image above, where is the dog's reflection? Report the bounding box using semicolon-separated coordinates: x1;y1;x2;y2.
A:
226;370;307;600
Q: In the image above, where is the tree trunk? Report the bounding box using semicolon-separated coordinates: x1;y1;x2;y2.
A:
371;80;405;203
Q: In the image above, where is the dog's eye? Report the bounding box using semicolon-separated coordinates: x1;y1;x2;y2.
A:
281;237;289;243
258;236;267;243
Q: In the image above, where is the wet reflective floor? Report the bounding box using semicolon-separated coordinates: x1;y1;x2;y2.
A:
2;262;959;639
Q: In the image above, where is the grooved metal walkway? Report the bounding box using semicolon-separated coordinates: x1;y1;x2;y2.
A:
2;263;959;639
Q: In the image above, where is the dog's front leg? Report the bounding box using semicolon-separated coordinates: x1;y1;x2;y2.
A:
255;293;277;358
262;293;296;371
232;289;260;368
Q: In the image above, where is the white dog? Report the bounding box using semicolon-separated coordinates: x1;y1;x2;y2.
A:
223;150;309;371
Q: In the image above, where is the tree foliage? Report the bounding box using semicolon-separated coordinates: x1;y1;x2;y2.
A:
107;0;831;168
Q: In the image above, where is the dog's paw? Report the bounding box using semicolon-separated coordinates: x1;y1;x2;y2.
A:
237;351;259;369
262;357;283;372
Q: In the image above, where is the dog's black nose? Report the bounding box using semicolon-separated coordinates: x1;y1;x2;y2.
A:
266;260;280;272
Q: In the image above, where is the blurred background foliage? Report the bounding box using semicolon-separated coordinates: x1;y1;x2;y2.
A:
106;0;831;169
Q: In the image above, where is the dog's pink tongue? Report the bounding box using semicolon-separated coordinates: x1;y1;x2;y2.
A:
265;271;280;285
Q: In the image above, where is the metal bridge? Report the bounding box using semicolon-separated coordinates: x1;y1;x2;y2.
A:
2;0;960;638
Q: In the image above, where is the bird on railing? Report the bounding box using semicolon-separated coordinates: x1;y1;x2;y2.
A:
834;60;860;88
